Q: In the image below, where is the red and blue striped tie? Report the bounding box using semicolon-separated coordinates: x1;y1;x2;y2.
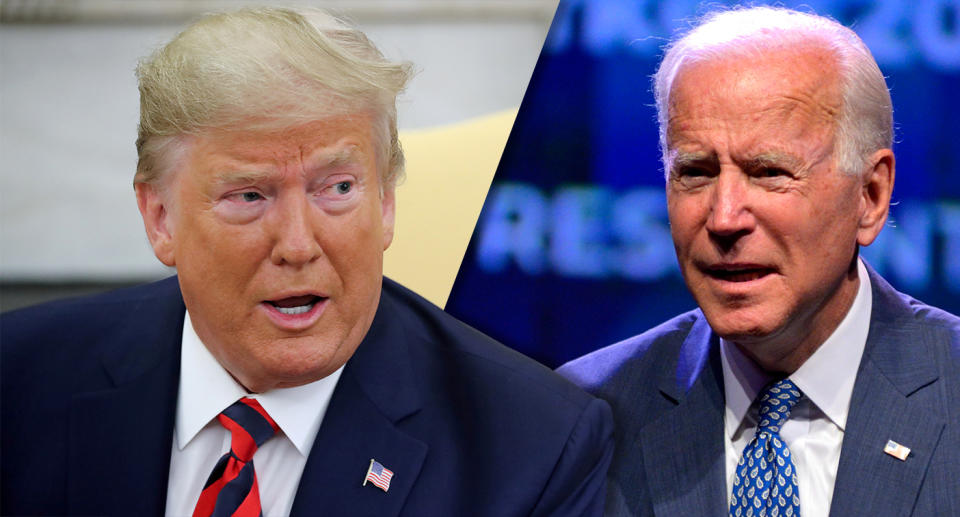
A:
193;397;278;517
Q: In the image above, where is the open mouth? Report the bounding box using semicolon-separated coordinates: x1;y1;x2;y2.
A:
266;295;326;315
705;267;774;282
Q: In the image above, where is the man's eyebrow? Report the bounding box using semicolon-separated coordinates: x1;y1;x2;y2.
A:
213;168;274;185
670;150;717;169
310;145;364;170
745;151;804;170
212;146;365;185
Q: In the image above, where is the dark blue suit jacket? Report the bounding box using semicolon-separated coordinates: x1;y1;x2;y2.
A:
2;276;613;516
559;267;960;516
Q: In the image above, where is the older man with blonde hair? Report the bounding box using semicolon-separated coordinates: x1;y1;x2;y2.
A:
561;6;960;517
2;8;612;517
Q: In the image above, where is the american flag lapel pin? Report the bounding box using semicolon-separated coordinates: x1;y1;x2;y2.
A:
363;458;394;492
884;439;911;461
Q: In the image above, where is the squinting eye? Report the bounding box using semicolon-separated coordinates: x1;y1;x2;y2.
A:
674;165;712;178
672;166;714;187
334;181;352;195
761;167;789;177
240;191;263;202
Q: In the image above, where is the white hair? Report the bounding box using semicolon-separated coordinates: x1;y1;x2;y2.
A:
653;6;893;176
135;7;413;189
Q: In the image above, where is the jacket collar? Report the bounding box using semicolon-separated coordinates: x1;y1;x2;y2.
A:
829;264;946;516
639;312;728;515
290;281;427;516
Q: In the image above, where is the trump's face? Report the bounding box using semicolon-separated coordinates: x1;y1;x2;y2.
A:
137;115;394;392
664;46;892;372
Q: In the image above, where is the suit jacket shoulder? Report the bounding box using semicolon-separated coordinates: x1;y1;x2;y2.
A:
300;277;614;517
557;309;716;443
384;278;604;407
830;268;960;516
2;277;183;378
557;310;726;516
2;278;184;516
558;310;701;395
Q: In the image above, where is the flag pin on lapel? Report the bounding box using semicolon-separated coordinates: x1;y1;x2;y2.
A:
884;439;910;461
363;458;394;492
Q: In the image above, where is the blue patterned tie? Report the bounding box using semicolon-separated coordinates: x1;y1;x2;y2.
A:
730;379;803;517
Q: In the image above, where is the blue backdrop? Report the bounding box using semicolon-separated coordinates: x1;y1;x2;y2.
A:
446;0;960;368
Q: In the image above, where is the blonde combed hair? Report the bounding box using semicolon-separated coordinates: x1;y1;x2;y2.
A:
135;7;413;188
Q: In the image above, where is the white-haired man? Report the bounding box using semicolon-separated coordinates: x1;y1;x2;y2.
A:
560;6;960;517
1;8;612;517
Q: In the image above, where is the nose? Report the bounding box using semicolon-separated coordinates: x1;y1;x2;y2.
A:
706;169;755;242
269;193;323;267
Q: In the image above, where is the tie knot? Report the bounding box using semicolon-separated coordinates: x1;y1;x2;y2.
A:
217;397;278;462
756;378;802;434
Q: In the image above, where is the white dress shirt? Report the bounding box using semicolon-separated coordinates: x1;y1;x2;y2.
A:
722;259;872;517
165;311;344;517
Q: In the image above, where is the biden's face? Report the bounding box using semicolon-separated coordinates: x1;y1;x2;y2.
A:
664;46;891;371
137;115;394;392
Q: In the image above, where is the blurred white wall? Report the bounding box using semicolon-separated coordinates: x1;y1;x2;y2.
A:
0;0;555;282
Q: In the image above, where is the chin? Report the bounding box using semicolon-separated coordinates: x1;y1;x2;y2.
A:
239;340;346;390
243;363;333;392
271;352;342;380
701;305;782;344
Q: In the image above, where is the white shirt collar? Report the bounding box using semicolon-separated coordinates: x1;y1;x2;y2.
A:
176;310;344;456
722;259;872;436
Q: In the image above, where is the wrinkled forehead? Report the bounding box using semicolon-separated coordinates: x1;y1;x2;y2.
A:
159;115;382;189
666;46;843;142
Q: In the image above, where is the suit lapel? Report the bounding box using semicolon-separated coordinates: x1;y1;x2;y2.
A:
67;278;184;517
639;314;728;516
830;269;945;516
290;288;427;517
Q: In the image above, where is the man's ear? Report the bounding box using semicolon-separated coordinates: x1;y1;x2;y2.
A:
857;148;895;247
381;185;396;251
135;182;177;266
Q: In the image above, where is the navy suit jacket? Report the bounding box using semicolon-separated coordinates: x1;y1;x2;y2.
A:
559;267;960;516
2;276;613;516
